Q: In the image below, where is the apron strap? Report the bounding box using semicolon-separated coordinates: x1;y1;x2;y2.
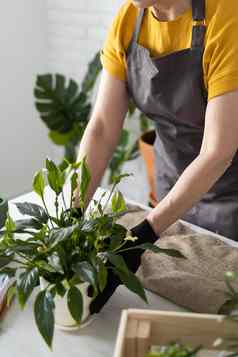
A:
192;0;205;20
127;9;145;54
191;0;206;49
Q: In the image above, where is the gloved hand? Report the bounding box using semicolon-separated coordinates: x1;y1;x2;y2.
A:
89;218;159;314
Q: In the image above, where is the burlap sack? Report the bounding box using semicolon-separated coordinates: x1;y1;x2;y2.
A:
118;205;238;314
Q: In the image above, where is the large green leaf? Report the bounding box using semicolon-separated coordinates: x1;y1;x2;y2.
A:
67;286;83;323
49;130;74;146
34;74;90;134
34;290;55;349
115;269;147;303
0;267;16;279
15;202;48;223
46;158;65;195
10;240;39;255
94;257;107;292
33;171;45;197
0;254;13;269
48;224;78;248
72;261;97;290
106;253;129;274
132;243;185;259
111;190;126;213
17;267;39;308
81;51;102;94
15;218;43;231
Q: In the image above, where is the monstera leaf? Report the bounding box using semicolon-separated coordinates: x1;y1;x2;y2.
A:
34;74;91;134
81;52;102;94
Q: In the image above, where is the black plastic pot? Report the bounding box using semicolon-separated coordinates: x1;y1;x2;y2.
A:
0;197;8;228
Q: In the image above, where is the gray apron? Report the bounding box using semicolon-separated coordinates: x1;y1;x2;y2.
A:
126;0;238;241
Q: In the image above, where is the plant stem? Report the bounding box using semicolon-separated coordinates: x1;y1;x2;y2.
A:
61;190;68;211
102;183;117;214
41;195;54;228
55;195;59;221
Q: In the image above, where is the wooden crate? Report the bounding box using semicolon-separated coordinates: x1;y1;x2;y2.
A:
114;309;238;357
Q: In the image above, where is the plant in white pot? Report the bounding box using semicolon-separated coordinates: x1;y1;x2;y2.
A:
0;157;183;349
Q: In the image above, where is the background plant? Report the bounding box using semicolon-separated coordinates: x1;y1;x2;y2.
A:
0;157;182;349
34;51;152;183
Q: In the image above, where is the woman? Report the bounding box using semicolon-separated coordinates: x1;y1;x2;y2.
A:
75;0;238;313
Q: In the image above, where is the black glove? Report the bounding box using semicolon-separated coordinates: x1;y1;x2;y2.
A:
89;218;159;314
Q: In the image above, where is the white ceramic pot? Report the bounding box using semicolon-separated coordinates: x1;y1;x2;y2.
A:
40;278;93;330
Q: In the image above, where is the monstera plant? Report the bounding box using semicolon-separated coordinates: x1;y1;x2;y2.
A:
34;52;151;183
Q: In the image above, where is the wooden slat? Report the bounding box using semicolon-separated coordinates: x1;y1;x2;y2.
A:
125;319;139;357
137;320;151;357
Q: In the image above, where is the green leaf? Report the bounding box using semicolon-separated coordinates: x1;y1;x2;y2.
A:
55;282;66;297
5;214;16;234
111;173;132;185
67;286;83;323
111;190;126;213
109;224;127;251
0;267;16;279
17;268;39;308
36;261;57;273
115;269;147;303
15;218;43;231
15;202;48;223
7;284;17;307
135;243;185;259
34;290;55;349
81;51;102;94
46;158;65;195
33;226;48;242
34;73;90;134
48;224;78;248
72;261;97;290
49;130;74;146
0;255;13;269
48;252;64;274
95;257;107;292
107;253;129;275
10;240;39;255
33;171;45;197
71;172;78;193
78;157;91;209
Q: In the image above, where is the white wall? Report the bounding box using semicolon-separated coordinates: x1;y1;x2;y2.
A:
47;0;122;82
47;0;149;204
0;1;52;199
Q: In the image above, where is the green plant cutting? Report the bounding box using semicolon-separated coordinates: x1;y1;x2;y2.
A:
0;157;182;349
146;343;201;357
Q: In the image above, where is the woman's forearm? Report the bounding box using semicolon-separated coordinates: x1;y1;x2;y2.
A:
147;153;232;235
74;117;121;208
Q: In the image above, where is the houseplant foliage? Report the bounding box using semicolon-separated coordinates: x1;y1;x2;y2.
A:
0;157;182;349
146;343;201;357
0;197;8;229
34;51;152;182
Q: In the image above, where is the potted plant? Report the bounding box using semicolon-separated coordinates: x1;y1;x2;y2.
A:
0;196;8;228
0;157;182;349
34;52;156;203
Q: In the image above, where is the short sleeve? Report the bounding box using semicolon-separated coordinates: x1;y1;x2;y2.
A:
204;0;238;100
100;2;137;81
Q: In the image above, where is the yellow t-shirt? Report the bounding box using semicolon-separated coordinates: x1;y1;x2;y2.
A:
101;0;238;101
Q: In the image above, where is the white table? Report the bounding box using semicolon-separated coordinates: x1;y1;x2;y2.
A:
1;187;237;356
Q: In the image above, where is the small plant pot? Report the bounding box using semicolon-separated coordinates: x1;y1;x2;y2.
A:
40;278;94;331
139;130;158;207
0;197;8;228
